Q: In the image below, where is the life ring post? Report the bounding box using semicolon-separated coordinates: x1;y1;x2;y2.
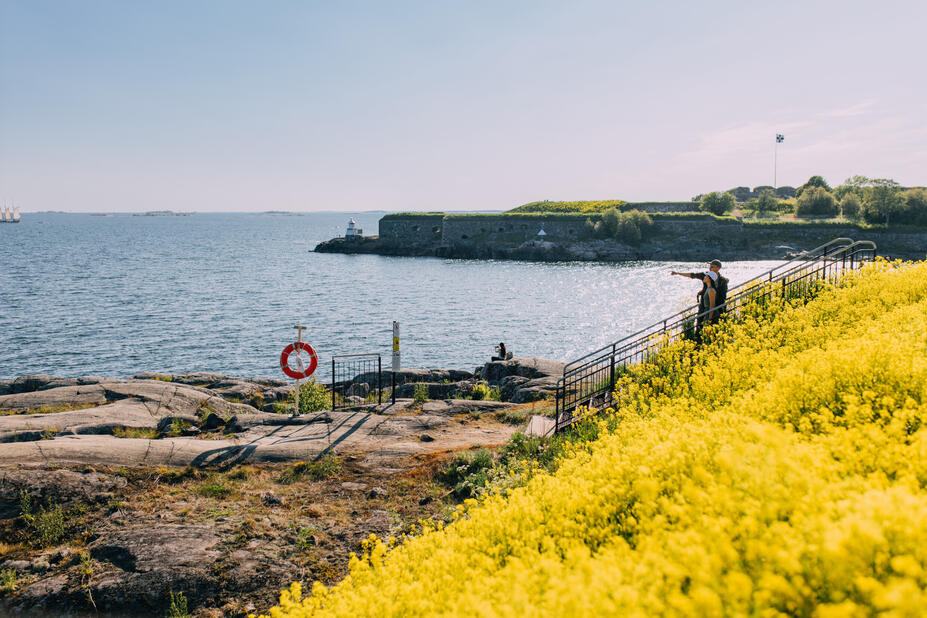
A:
280;326;316;416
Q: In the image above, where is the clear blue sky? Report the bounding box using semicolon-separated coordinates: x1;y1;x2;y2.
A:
1;0;924;212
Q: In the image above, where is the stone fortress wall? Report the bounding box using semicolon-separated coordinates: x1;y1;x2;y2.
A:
369;207;927;261
378;202;701;246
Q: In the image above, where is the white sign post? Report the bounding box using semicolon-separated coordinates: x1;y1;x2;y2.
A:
391;321;400;403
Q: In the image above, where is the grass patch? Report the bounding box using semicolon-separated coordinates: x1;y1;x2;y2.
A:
196;477;233;499
20;491;66;547
493;407;530;424
1;568;16;593
112;427;160;439
277;454;340;484
437;449;495;500
167;418;191;437
1;402;99;416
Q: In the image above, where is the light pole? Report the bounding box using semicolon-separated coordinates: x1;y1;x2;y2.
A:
774;133;784;188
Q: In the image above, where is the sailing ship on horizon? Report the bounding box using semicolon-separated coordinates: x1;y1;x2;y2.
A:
0;205;21;223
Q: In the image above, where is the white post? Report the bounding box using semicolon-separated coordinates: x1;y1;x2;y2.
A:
774;140;778;189
293;325;306;416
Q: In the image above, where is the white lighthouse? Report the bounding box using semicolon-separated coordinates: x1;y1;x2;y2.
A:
345;218;363;239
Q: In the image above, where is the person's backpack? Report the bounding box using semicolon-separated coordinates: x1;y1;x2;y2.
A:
715;275;729;310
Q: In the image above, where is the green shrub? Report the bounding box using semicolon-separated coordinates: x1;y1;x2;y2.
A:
438;449;496;499
507;200;626;214
167;591;189;618
20;491;66;547
795;187;838;217
1;568;16;593
290;378;329;414
699;192;736;216
413;383;429;404
745;189;780;216
471;383;501;401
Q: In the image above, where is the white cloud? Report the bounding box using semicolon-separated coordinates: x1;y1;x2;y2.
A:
819;99;877;119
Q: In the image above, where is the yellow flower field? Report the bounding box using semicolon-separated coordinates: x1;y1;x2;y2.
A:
261;259;927;617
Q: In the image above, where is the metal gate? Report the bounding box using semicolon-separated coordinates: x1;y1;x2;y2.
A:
331;353;382;410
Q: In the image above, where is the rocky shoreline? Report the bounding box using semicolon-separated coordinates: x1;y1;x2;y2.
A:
0;358;562;616
315;224;927;262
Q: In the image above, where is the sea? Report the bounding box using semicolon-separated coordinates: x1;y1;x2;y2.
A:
0;212;783;382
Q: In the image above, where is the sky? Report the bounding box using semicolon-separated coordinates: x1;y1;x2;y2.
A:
1;0;925;212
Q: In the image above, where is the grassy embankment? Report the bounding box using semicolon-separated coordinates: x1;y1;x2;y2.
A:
259;259;927;617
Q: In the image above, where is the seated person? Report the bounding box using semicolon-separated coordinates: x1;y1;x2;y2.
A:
492;342;507;361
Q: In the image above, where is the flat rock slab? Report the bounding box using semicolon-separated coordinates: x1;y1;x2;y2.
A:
0;409;516;468
421;399;514;416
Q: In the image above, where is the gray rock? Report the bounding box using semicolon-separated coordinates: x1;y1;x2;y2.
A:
347;382;370;398
0;384;109;411
261;492;282;506
1;559;30;571
367;487;388;498
202;412;225;431
479;357;564;384
30;557;50;573
511;376;560;403
499;375;530;401
341;482;368;492
395;382;463;400
0;469;127;519
420;400;513;416
10;375;59;394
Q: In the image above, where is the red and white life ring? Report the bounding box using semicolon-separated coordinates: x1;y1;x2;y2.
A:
279;341;318;380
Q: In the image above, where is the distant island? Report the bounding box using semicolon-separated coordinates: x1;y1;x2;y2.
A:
132;210;195;217
316;175;927;262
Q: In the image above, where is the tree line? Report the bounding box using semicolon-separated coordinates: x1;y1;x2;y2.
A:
698;176;927;226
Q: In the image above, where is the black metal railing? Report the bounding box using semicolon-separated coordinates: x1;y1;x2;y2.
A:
331;353;382;410
554;238;877;432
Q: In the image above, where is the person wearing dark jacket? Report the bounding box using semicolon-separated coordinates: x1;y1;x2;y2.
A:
671;259;723;331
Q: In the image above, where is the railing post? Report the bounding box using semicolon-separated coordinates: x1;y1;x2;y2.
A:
608;344;616;403
331;357;336;411
378;355;382;405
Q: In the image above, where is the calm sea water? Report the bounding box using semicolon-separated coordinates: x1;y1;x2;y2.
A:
0;213;782;381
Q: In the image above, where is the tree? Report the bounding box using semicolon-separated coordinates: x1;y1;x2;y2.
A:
901;188;927;226
840;193;861;219
598;207;621;237
796;175;832;198
699;192;736;216
795;187;838;217
861;179;903;224
834;175;870;200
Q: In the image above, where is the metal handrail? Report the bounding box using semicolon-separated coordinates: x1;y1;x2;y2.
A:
561;238;854;374
554;239;877;431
